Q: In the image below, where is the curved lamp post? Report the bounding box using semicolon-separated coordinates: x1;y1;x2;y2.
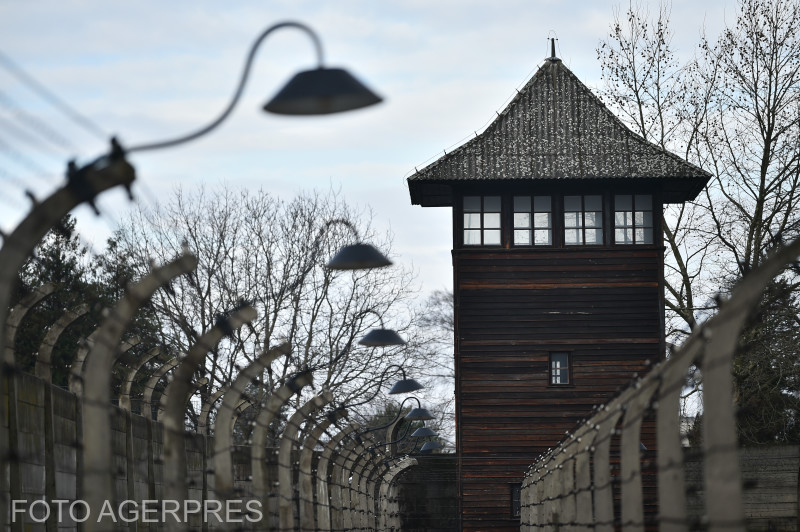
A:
86;21;387;271
336;365;424;420
126;21;382;155
357;310;407;347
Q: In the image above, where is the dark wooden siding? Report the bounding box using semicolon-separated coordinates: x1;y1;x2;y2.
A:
454;248;662;531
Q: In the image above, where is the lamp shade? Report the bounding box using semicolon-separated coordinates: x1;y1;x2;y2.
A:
264;67;382;115
419;441;442;453
388;378;423;395
359;328;406;347
411;426;437;438
405;407;434;421
326;243;392;270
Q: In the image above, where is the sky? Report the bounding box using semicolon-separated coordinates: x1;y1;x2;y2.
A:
0;0;732;297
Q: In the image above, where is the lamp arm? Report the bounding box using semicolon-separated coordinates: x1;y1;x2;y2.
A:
360;396;421;434
338;364;407;410
377;417;415;447
127;21;323;154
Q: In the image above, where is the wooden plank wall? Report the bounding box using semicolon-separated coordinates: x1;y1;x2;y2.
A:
454;248;663;531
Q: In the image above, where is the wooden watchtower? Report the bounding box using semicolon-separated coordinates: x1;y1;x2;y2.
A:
407;51;709;531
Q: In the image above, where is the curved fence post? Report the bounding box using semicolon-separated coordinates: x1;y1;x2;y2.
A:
3;283;56;365
68;327;99;396
316;423;358;531
298;407;347;531
160;305;256;523
0;151;134;531
2;282;56;526
572;424;597;532
620;379;658;532
212;342;290;497
364;450;389;530
379;456;417;531
343;432;380;530
198;387;226;436
158;376;208;420
35;303;90;381
117;346;161;412
250;370;313;526
81;253;197;532
331;434;363;531
141;356;179;420
352;446;381;530
278;390;334;531
593;406;624;532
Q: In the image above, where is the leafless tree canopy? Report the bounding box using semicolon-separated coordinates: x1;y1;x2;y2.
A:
112;185;426;418
598;0;800;441
598;0;800;338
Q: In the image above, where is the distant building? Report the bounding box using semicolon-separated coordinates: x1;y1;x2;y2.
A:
408;47;709;531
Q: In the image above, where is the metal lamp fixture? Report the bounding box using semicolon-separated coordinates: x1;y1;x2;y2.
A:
327;243;392;270
358;310;407;348
265;67;382;115
411;426;437;438
419;441;443;453
359;328;406;347
405;406;434;421
338;367;424;421
387;367;422;395
318;219;392;271
127;21;382;155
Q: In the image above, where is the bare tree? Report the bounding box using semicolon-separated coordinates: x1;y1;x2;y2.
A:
598;0;800;441
112;185;423;420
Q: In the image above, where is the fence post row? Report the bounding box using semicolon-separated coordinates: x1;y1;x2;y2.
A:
0;152;425;531
0;150;134;532
520;237;800;532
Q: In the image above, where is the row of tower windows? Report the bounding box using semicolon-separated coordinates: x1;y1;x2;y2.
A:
462;193;654;247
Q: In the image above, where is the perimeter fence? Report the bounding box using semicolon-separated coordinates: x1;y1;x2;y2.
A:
0;151;421;531
519;237;800;532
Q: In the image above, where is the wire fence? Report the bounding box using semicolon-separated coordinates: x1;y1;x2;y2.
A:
519;237;800;532
0;154;423;532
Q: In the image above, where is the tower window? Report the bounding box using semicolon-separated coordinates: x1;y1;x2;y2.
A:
513;196;552;246
614;194;653;244
549;352;570;385
564;195;603;245
463;196;501;246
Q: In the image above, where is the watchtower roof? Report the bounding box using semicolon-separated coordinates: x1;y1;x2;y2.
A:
407;57;710;207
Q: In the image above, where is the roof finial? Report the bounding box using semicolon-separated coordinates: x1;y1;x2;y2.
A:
547;36;561;63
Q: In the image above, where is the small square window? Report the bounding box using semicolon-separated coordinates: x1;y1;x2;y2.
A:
564;195;604;246
614;194;653;245
462;196;503;246
513;195;551;247
550;352;570;385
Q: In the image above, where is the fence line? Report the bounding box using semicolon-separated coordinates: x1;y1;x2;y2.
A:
0;164;420;531
520;237;800;532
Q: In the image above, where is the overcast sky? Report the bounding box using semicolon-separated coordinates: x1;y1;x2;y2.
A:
1;0;732;296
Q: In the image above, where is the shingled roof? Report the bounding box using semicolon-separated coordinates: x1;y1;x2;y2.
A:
407;58;710;207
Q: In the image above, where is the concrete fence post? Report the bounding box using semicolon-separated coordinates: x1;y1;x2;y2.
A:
117;346;161;412
81;253;198;532
316;423;358;531
160;305;256;531
250;370;313;526
35;303;90;382
0;150;135;531
212;343;290;497
2;282;56;532
278;391;333;531
298;407;347;532
141;356;179;420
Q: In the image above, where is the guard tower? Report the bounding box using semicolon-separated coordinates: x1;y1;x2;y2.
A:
407;49;710;531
